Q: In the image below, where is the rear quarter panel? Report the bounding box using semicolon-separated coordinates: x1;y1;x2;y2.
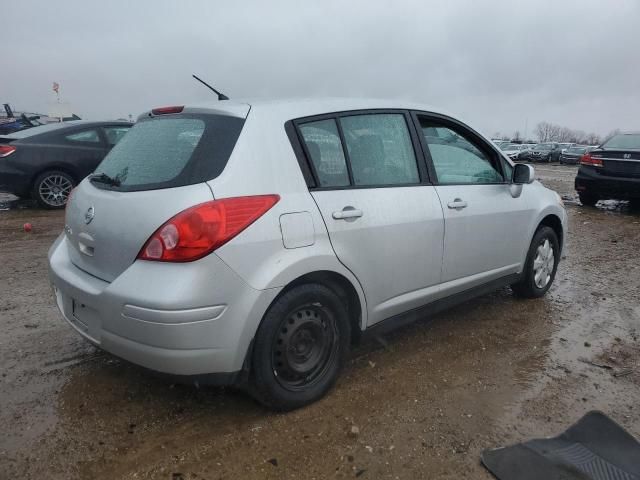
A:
207;106;369;328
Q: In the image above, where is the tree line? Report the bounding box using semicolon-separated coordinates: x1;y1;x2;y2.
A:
533;121;604;145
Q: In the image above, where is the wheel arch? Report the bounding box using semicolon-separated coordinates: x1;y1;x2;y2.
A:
537;214;564;251
236;269;365;388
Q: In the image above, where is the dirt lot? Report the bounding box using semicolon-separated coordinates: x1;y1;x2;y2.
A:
1;164;639;479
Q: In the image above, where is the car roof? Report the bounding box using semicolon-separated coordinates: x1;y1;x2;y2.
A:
1;120;131;140
164;97;455;122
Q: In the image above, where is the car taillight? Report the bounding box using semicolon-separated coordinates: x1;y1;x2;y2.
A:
0;145;16;157
580;153;603;167
138;195;280;262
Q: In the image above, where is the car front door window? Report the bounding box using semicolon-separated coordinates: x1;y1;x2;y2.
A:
421;123;503;184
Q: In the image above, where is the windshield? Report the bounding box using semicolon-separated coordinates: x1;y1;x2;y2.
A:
94;114;244;191
601;133;640;150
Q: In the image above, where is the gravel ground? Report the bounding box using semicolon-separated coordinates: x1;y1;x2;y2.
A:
1;164;639;479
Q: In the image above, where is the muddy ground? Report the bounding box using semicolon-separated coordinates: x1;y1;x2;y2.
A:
1;164;639;479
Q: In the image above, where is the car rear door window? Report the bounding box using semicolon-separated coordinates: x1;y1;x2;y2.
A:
299;119;350;188
338;114;419;186
420;120;504;184
65;129;101;143
103;126;130;146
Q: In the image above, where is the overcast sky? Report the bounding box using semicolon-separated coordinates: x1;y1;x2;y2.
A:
4;0;639;139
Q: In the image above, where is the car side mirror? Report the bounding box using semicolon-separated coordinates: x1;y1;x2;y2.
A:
513;163;535;184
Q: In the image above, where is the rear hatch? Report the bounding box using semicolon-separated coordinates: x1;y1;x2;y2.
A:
64;105;249;282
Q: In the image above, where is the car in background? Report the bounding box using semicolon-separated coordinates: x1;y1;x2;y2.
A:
48;98;567;410
558;143;575;153
501;143;531;160
493;140;511;149
575;132;640;206
559;145;594;165
0;120;131;208
522;143;561;163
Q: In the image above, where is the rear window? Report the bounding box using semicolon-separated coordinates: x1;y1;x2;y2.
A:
602;134;640;150
93;114;244;191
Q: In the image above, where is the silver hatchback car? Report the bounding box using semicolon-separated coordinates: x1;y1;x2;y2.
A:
49;99;567;410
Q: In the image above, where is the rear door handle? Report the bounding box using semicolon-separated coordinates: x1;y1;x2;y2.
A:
332;207;363;220
447;198;468;210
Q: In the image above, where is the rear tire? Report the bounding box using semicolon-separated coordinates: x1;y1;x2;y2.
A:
578;192;598;207
249;283;350;411
512;226;559;298
32;170;75;209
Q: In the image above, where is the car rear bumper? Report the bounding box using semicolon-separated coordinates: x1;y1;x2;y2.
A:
48;234;281;379
575;167;640;200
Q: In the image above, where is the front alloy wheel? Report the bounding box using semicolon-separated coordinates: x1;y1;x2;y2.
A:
533;239;555;289
512;226;559;298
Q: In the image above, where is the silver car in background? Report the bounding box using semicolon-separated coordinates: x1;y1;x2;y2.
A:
48;99;567;410
501;143;532;160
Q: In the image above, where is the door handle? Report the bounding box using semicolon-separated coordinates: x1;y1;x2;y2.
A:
332;207;363;220
447;198;468;210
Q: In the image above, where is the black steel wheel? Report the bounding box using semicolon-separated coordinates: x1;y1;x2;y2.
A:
250;283;350;410
272;305;338;391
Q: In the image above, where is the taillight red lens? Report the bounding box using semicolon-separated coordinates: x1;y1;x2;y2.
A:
0;145;16;157
151;105;184;115
138;195;280;262
579;152;603;167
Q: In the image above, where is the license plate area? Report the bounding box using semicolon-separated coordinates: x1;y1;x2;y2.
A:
71;299;101;343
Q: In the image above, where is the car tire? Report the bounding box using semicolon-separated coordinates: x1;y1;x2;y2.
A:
249;283;351;411
32;170;75;209
578;192;599;207
511;226;560;299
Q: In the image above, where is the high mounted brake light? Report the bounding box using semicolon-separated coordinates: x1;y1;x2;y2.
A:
0;145;16;157
138;195;280;262
151;106;184;115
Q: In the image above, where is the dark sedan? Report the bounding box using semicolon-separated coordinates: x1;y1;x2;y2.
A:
521;143;561;163
0;120;131;208
575;132;640;206
560;145;594;165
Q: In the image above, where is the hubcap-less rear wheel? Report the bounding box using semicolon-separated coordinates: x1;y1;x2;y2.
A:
250;283;350;411
273;305;338;390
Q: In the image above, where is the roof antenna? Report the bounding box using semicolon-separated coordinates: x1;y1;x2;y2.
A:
192;74;229;101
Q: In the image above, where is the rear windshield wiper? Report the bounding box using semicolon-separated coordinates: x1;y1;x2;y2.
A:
89;172;121;187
